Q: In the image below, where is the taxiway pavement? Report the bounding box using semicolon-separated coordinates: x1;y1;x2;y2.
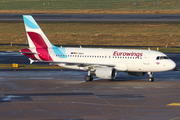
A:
0;70;180;120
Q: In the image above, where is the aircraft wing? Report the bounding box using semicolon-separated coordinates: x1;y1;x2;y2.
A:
29;58;115;67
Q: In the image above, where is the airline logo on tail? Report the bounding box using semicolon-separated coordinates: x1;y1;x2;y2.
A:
21;15;67;61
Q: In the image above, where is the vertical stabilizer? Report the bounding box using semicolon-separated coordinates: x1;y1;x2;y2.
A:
23;15;54;48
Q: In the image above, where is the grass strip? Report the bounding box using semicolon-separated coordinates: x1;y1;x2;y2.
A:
0;64;65;70
0;21;180;47
0;0;180;14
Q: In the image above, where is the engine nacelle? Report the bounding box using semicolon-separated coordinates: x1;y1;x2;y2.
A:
127;72;147;76
95;67;117;79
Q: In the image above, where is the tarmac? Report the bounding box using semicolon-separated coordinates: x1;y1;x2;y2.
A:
0;70;180;120
1;14;180;22
0;51;180;120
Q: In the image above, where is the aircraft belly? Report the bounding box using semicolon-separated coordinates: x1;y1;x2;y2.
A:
57;64;79;70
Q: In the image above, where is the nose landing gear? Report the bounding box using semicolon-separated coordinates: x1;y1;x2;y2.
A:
148;72;154;82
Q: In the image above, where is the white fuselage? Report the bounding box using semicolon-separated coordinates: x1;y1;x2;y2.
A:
48;47;176;72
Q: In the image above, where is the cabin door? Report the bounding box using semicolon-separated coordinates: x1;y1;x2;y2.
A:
143;52;150;65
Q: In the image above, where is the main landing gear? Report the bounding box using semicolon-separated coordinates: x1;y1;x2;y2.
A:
84;71;93;82
148;72;154;82
85;75;93;82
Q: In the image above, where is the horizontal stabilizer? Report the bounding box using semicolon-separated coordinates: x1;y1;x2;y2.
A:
20;52;38;55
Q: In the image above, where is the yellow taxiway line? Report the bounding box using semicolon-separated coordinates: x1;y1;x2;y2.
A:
167;103;180;106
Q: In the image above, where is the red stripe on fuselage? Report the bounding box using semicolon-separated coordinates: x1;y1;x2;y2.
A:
27;32;52;61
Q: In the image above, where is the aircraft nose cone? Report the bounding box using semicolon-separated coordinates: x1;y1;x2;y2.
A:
169;60;176;70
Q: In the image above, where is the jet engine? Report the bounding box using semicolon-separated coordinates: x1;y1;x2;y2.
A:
127;72;146;76
95;67;117;79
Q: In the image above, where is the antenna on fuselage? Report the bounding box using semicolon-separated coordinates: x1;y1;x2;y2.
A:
166;44;168;48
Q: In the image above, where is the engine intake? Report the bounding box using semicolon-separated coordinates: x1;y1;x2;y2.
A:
95;67;117;79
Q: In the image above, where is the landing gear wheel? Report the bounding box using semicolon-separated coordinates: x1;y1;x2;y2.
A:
148;72;154;82
148;77;154;82
90;75;93;81
85;75;93;82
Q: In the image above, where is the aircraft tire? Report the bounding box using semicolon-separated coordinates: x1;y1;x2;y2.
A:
90;75;93;81
148;77;154;82
85;75;93;82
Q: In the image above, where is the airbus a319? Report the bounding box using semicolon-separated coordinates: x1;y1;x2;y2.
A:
20;15;176;82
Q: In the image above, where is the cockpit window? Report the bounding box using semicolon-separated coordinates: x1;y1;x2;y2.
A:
156;56;169;60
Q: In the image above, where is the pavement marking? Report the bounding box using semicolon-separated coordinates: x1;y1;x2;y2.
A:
170;117;180;120
78;81;86;83
134;87;143;89
167;103;180;106
93;78;102;81
29;77;53;80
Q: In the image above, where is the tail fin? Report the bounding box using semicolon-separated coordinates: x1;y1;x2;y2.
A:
22;15;67;61
23;15;54;48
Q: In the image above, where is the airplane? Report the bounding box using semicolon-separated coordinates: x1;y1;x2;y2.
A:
20;15;176;82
